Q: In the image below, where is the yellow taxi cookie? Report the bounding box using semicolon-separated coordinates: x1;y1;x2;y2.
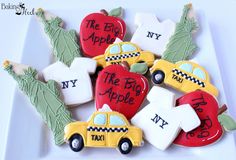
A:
64;105;143;154
150;59;218;97
93;41;155;68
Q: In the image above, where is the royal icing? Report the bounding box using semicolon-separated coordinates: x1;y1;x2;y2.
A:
150;59;219;97
218;113;236;131
131;86;200;150
131;13;175;56
130;62;149;75
4;61;73;145
174;90;236;147
93;41;155;69
64;104;143;154
162;4;198;63
95;64;149;120
36;8;82;66
42;57;97;106
80;7;126;57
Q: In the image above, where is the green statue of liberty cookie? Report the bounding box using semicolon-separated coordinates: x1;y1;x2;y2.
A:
36;8;82;66
162;4;198;63
3;60;73;145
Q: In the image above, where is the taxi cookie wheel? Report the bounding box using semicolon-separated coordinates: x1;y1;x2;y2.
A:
69;134;84;152
151;70;165;84
118;138;133;154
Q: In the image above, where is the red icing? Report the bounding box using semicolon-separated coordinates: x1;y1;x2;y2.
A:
174;90;223;147
95;65;148;120
80;13;126;57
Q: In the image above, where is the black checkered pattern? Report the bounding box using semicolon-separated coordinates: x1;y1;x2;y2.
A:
105;52;140;62
87;126;128;133
172;68;205;87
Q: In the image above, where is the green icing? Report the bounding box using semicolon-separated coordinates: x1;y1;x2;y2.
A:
130;62;148;75
36;9;82;66
218;113;236;131
162;4;198;63
5;64;73;145
108;7;122;17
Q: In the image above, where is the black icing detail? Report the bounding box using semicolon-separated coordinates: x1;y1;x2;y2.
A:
87;126;128;133
118;138;133;154
172;68;205;87
105;52;140;62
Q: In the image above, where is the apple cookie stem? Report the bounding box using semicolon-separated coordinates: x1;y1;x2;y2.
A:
218;104;227;115
120;61;130;71
100;7;122;17
100;9;109;16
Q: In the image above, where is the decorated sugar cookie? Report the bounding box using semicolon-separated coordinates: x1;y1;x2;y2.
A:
80;7;126;57
3;60;73;145
36;8;82;66
131;86;200;150
93;41;155;69
95;64;149;120
150;59;219;97
64;104;143;154
131;13;175;57
174;90;236;147
42;58;97;106
162;4;198;63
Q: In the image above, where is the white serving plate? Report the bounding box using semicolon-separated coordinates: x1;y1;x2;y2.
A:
4;7;236;160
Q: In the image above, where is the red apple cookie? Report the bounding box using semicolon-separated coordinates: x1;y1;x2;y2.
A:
95;64;149;120
174;90;236;147
80;7;126;57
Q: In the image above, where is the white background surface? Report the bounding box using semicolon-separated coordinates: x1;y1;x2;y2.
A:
0;0;236;159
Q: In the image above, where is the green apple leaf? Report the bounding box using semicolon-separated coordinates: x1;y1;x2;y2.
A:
109;7;122;17
130;62;148;75
218;113;236;131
